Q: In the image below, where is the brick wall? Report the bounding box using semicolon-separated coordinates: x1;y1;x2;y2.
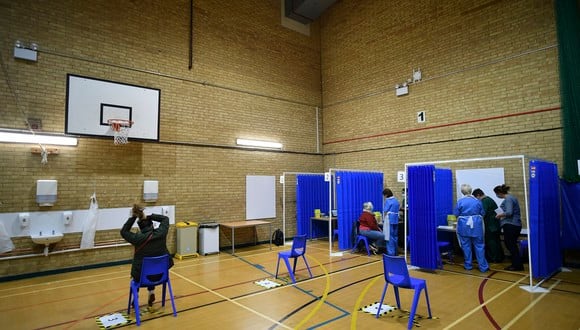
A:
0;0;562;277
320;1;561;205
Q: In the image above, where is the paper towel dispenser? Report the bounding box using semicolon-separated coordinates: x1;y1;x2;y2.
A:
143;180;158;202
36;179;57;206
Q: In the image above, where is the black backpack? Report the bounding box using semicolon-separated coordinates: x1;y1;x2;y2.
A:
272;229;284;246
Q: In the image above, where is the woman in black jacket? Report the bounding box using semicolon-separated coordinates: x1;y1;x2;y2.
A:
120;204;173;307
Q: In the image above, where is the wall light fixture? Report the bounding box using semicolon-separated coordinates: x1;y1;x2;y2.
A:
236;138;282;149
0;130;78;146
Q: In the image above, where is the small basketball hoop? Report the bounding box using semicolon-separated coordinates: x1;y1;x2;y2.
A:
107;119;133;145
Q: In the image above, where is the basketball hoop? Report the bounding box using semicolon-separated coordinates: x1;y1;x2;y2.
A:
107;119;133;145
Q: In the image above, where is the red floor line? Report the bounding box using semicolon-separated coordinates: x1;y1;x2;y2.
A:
478;271;502;330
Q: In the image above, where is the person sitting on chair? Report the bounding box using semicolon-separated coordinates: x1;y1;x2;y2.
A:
120;204;173;307
358;202;385;254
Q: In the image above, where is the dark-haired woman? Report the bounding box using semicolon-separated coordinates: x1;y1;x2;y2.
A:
493;184;524;271
473;188;504;263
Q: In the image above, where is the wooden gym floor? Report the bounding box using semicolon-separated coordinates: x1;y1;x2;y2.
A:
0;240;579;329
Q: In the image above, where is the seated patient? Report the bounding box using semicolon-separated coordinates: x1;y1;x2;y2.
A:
358;202;385;253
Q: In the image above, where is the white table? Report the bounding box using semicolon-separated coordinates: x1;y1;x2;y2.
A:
220;220;272;255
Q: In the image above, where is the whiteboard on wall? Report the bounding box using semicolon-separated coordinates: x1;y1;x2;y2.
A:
246;175;276;220
455;168;505;206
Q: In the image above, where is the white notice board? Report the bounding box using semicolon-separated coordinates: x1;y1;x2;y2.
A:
246;175;276;220
455;168;504;206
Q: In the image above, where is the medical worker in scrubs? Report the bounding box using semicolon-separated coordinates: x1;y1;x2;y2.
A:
382;188;400;256
453;184;489;272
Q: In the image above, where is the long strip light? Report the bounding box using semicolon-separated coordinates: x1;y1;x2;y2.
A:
0;130;78;146
236;138;282;149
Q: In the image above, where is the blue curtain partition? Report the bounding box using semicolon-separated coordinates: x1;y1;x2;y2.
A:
435;169;453;226
336;171;384;250
561;180;580;250
529;160;562;277
434;169;454;251
408;165;439;269
296;174;329;238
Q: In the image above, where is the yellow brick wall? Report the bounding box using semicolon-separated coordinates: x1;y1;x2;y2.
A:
0;0;563;277
0;0;322;277
320;1;561;209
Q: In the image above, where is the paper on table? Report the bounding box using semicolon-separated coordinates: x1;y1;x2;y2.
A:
495;207;503;215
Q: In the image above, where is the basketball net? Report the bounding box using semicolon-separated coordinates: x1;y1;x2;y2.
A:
108;120;132;145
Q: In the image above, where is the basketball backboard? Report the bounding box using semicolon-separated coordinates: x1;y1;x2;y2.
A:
65;74;160;141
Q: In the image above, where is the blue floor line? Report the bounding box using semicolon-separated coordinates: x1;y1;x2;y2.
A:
235;255;352;329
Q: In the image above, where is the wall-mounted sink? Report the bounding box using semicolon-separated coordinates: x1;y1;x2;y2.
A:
31;233;63;256
31;234;63;245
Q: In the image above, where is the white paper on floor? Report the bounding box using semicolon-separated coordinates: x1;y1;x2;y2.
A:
255;279;283;289
97;312;130;328
360;302;397;316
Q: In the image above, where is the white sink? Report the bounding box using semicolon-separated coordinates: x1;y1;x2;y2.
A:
31;234;63;245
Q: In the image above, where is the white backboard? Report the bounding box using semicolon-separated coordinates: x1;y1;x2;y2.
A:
65;74;160;141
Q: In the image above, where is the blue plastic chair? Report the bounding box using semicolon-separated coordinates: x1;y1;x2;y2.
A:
437;241;453;268
519;239;528;258
127;254;177;326
351;221;371;255
275;234;313;283
376;255;432;329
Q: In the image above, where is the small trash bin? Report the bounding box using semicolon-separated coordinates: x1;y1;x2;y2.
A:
175;221;198;260
199;222;219;255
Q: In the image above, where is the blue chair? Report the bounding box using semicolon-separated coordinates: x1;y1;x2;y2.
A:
275;234;313;283
128;254;177;326
519;239;528;259
333;229;339;242
351;221;371;255
376;255;432;329
437;241;453;268
436;231;454;268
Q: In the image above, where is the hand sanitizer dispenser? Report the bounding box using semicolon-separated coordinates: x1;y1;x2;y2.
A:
36;180;58;206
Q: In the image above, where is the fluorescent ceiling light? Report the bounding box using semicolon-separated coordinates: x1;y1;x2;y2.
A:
0;130;78;146
236;138;282;149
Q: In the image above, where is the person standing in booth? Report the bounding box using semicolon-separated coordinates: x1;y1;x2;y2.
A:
473;188;504;263
453;184;489;273
494;184;524;271
382;188;400;256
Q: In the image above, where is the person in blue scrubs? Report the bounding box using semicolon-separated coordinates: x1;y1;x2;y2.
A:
382;188;400;256
453;184;489;272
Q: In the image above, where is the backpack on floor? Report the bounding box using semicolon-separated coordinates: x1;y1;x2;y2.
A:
272;229;284;246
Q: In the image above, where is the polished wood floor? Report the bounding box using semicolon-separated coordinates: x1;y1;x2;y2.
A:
0;240;579;329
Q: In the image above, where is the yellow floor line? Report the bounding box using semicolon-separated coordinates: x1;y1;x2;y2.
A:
350;275;382;330
294;255;331;330
443;275;529;329
172;271;293;329
503;279;561;329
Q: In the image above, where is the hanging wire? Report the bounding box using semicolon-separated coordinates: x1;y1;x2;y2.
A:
0;46;48;164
